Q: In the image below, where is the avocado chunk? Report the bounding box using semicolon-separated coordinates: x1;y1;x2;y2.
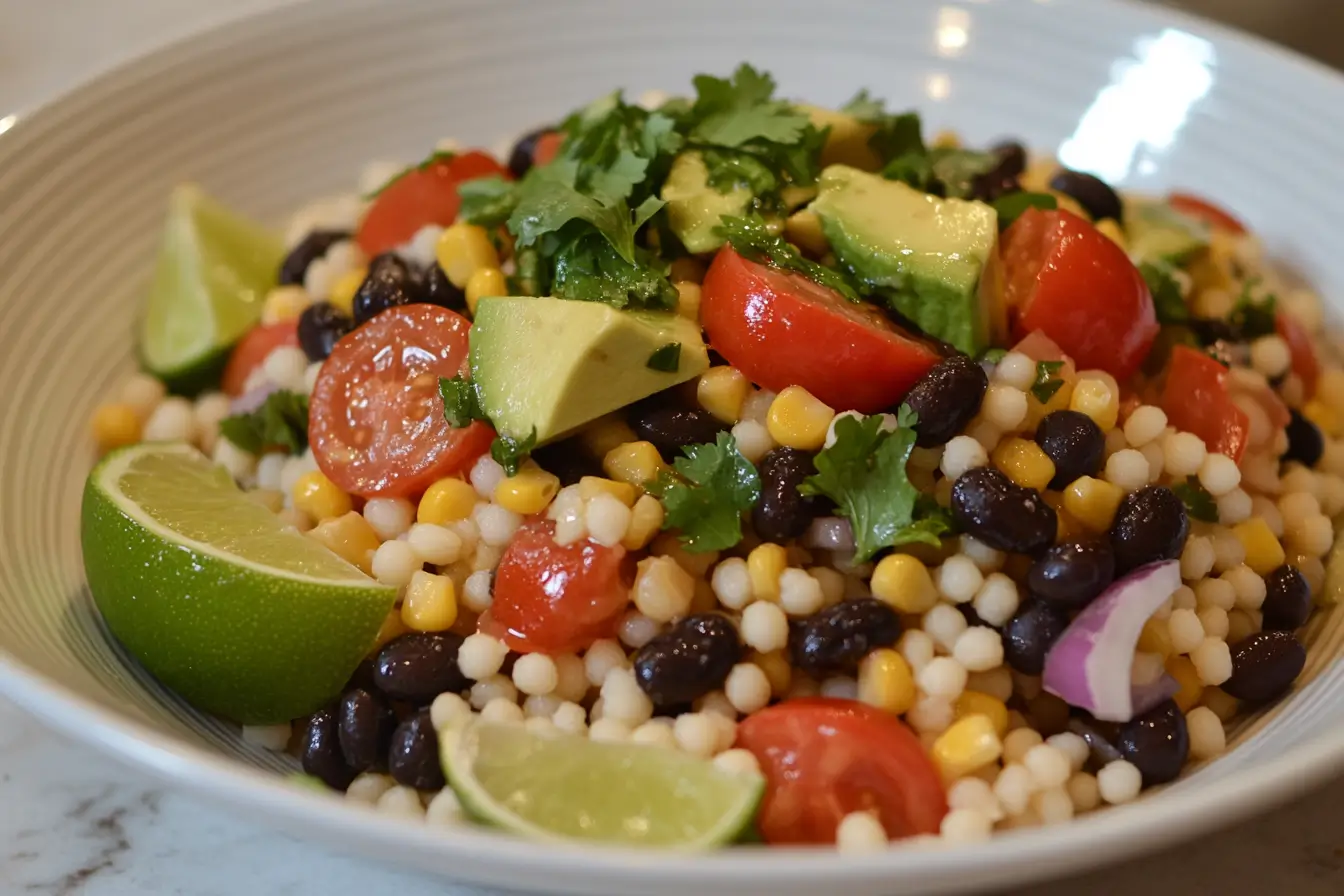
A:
470;297;710;444
798;104;882;171
1124;198;1210;266
810;165;1003;355
662;152;752;254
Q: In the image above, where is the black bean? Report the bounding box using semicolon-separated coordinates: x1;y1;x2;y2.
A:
1114;699;1189;786
1109;486;1189;573
951;466;1057;555
530;438;603;486
968;171;1021;204
1035;410;1105;489
628;405;727;459
752;448;823;542
508;127;552;179
418;263;467;313
990;141;1028;178
901;355;988;448
373;632;468;704
1261;565;1313;631
1222;631;1306;704
1003;600;1070;675
297;302;355;362
1284;409;1324;468
300;706;356;791
352;253;421;326
279;229;351;286
388;710;445;790
1187;317;1240;346
789;599;902;677
632;614;742;707
337;687;395;772
1048;169;1123;221
1028;540;1115;610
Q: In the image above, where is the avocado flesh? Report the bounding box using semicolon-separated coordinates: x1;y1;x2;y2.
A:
662;152;753;254
799;104;882;171
1124;198;1211;266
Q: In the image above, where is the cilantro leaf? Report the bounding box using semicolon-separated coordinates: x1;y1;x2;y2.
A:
992;191;1057;228
1227;278;1278;340
688;64;810;148
881;152;935;191
1140;259;1190;326
438;376;488;429
1031;360;1066;404
549;229;678;310
839;91;925;164
509;178;660;264
491;429;537;478
556;92;682;204
647;342;681;372
218;391;309;456
930;149;999;199
700;148;780;197
1173;476;1219;523
649;432;761;552
457;175;520;228
715;214;862;303
980;348;1008;364
839;89;885;121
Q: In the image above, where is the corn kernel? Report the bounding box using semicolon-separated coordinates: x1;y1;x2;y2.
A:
750;650;793;697
308;511;381;574
1063;476;1124;532
869;554;938;613
372;608;411;650
292;471;353;522
697;367;751;424
418;477;477;525
1095;218;1128;252
622;494;665;550
931;714;1003;779
675;281;702;320
1137;617;1174;657
1166;655;1203;712
1069;378;1119;430
1232;518;1286;575
581;415;639;458
954;691;1010;738
602;441;666;487
1302;399;1342;438
329;267;367;315
1049;190;1091;221
858;648;916;715
436;223;500;289
260;285;311;325
91;402;142;453
1024;377;1074;431
992;438;1057;492
766;386;834;451
784;210;829;256
669;257;706;285
579;476;637;507
747;543;788;602
494;464;560;516
401;570;459;632
466;266;507;315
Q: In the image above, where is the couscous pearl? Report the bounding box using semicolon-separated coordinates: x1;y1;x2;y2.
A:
673;713;720;758
959;536;1006;573
1195;577;1237;611
741;389;776;425
1191;637;1233;686
462;570;493;613
425;789;464;827
1278;491;1322;529
836;811;889;854
972;573;1020;627
778;568;825;616
982;384;1029;431
143;396;197;442
1211;531;1247;572
583;639;629;687
1103;427;1129;459
262;346;309;392
1138;441;1165;484
1002;728;1044;765
952;626;1004;672
1179;536;1215;581
1226;608;1259;644
1023;744;1072;789
711;557;754;610
898;629;936;672
279;452;318;498
994;352;1037;391
923;603;969;652
429;692;472;731
1097;760;1143;804
820;676;859;700
376;785;426;819
1162;431;1207;478
345;772;395;805
725;663;772;714
1250;496;1285;538
371;540;419;587
633;556;694;622
474;503;522;547
551;653;588;703
406;523;463;565
1171;585;1197;611
1223;565;1267;610
469;455;506;499
1167;608;1206;655
1286;514;1334;557
966;419;1002;452
936;554;983;604
630;719;677;749
457;633;509;681
1104;449;1149;492
1006;709;1031;731
480;697;526;725
618;611;661;649
600;667;654;725
696;690;738;719
941;435;989;480
1217;488;1254;525
993;764;1036;816
730;420;775;464
552;701;587;735
713;748;761;777
1045;732;1090;772
212;438;257;482
1250;334;1292;378
1122;405;1167;447
741;601;789;652
708;713;738;754
120;372;167;419
809;566;846;605
303;361;323;395
364;497;415;541
588;718;632;743
940;808;994;842
906;694;955;735
193;392;232;450
241;723;291;751
586;494;632;547
255;452;286;491
1186;706;1227;760
512;653;560;697
1066;772;1101;812
1033;787;1075;825
947;777;1004;821
469;675;518;710
966;665;1014;702
1197;606;1230;640
1198;453;1241;497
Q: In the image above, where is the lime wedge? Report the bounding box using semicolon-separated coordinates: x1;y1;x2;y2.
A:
81;443;396;724
140;184;286;393
440;720;763;848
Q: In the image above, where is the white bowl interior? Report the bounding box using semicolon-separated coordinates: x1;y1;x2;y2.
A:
0;0;1341;893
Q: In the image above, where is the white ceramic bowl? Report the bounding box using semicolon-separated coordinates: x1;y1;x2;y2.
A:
0;1;1341;893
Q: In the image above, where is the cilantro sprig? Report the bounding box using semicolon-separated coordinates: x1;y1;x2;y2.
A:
1140;259;1190;326
648;432;761;552
646;343;681;372
1031;360;1066;404
1172;476;1218;523
438;376;533;476
715;214;862;302
218;391;309;456
1227;278;1278;340
992;191;1057;228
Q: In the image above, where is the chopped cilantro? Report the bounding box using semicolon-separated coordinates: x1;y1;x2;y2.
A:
647;342;681;372
687;64;811;150
218;391;309;456
929;149;999;199
491;429;537;478
1031;360;1066;404
839;91;925;164
700;148;781;198
715;214;861;302
1227;278;1278;340
839;88;886;122
992;192;1058;228
457;175;519;227
980;348;1008;364
363;150;455;200
1173;476;1219;523
549;229;678;310
1140;259;1190;326
438;376;488;429
648;432;761;552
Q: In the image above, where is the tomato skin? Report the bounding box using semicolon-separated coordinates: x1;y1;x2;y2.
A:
700;248;941;413
1160;345;1251;462
480;520;630;654
533;131;564;168
309;305;494;498
221;322;299;396
1276;310;1319;398
356;151;511;257
734;698;948;845
1168;192;1247;235
1003;208;1158;381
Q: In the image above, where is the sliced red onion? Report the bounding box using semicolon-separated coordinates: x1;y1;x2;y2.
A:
1130;673;1180;717
1042;560;1181;723
230;382;279;416
802;516;854;552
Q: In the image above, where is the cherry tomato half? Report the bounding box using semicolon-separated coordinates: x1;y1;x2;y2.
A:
479;520;630;654
533;131;565;168
1002;208;1157;381
700;247;941;413
734;698;948;845
309;304;494;498
1168;192;1247;235
221;322;300;397
1160;345;1251;462
356;150;511;257
1276;310;1320;399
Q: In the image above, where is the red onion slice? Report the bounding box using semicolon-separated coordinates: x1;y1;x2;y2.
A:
802;517;855;552
230;382;279;416
1130;673;1180;717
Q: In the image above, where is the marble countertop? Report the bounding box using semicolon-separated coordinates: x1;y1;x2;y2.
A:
1;1;1342;893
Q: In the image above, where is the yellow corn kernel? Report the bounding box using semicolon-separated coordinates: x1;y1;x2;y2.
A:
669;256;706;285
1095;218;1127;252
292;470;354;522
932;129;962;149
931;714;1004;780
1302;398;1342;438
260;285;311;325
494;465;561;515
784;210;829;256
766;386;835;451
622;494;665;550
436;222;500;289
697;367;751;424
992;437;1057;492
1137;616;1174;658
307;511;381;575
401;570;459;632
1020;157;1058;193
329;267;367;315
1069;377;1119;430
675;281;702;321
954;691;1010;738
580;414;639;458
1049;190;1091;221
1200;686;1240;722
372;608;412;650
1025;376;1075;431
91;402;142;453
1063;476;1124;532
1166;655;1203;712
602;441;666;488
751;650;793;698
1232;518;1286;576
858;648;917;715
747;543;788;602
579;476;637;507
417;477;478;525
869;554;938;614
465;266;506;315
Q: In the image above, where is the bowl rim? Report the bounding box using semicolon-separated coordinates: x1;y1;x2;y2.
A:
1;0;1343;889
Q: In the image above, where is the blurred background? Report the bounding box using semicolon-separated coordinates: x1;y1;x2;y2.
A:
1164;0;1343;64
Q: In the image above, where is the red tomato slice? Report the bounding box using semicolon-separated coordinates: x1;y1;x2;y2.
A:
1276;310;1319;399
735;698;947;845
356;150;511;257
1160;345;1251;462
1003;208;1158;382
1168;192;1247;235
700;247;942;413
309;304;494;498
533;131;564;168
221;322;299;397
479;520;630;654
